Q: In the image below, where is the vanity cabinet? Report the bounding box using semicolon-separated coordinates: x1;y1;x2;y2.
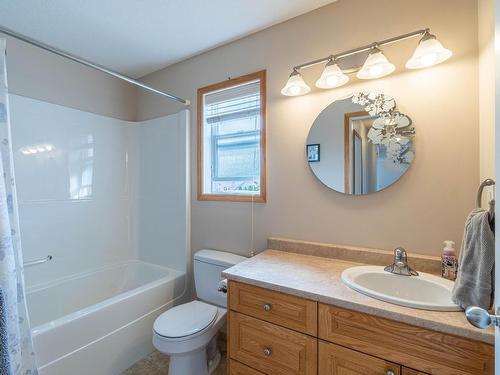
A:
228;281;494;375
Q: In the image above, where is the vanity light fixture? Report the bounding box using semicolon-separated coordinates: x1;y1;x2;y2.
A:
356;45;395;80
281;28;452;96
315;58;349;89
281;68;311;96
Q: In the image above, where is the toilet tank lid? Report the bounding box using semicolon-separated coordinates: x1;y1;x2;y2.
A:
194;249;247;267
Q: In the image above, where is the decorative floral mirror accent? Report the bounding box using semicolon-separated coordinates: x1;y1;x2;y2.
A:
307;92;415;195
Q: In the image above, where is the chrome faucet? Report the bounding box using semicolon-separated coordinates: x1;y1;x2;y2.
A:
384;247;418;276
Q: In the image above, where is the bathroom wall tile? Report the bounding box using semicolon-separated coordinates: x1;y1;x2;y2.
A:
10;95;129;203
8;95;189;288
128;113;189;273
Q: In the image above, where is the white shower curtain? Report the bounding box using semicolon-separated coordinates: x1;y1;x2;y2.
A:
0;38;38;375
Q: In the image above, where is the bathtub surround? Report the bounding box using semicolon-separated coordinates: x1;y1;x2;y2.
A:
8;95;190;374
10;95;132;286
0;38;38;375
9;95;189;286
128;116;190;272
136;0;480;258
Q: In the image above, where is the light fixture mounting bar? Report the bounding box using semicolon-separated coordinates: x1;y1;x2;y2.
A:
294;28;429;71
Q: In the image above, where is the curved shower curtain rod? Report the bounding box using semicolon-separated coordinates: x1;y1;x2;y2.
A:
0;25;190;106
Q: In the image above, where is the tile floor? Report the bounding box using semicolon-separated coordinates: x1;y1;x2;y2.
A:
120;350;227;375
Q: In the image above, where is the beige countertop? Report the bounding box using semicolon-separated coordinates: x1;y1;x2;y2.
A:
222;249;494;345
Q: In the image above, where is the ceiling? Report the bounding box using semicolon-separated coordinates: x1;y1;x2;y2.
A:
0;0;337;78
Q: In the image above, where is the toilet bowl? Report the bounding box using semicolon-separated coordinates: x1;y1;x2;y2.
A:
152;249;247;375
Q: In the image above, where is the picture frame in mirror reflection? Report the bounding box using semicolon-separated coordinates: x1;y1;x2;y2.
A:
307;144;320;162
307;92;415;195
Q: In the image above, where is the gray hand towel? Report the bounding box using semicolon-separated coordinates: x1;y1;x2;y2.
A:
452;208;495;310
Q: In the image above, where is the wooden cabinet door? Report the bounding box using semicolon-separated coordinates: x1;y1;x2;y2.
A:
402;368;429;375
230;311;317;375
318;304;494;375
319;340;401;375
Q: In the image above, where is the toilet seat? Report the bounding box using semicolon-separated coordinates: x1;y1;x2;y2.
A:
153;301;218;339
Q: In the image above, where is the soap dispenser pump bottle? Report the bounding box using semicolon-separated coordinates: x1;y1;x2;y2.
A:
441;240;458;280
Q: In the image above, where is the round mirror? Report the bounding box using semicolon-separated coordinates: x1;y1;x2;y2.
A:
307;92;415;195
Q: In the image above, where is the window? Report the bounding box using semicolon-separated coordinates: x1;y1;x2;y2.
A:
198;71;266;202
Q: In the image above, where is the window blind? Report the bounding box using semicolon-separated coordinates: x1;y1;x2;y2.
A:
204;80;260;124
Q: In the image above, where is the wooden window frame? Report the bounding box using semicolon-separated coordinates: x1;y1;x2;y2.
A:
197;70;267;203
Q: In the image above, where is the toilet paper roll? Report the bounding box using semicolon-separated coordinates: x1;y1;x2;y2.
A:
218;278;228;293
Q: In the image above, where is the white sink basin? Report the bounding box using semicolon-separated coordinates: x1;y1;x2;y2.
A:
341;266;461;311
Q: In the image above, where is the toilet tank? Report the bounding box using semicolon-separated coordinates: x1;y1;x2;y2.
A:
194;249;247;307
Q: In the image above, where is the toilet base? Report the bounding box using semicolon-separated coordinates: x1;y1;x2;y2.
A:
167;346;221;375
169;347;208;375
208;350;221;374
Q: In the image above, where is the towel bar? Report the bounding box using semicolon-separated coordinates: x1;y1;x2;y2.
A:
476;178;495;207
477;178;495;218
23;255;53;267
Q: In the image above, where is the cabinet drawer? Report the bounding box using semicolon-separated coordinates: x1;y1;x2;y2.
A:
319;340;400;375
229;311;317;375
229;281;317;335
318;304;494;375
230;360;266;375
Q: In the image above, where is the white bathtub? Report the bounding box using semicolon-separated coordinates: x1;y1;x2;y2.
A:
26;261;186;375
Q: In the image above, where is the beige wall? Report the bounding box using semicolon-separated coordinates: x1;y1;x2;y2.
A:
136;0;480;257
478;0;495;199
2;34;137;121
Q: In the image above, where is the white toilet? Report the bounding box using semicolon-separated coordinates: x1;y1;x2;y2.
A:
153;249;246;375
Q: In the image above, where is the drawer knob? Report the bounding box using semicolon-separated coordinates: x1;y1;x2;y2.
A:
263;303;272;311
386;370;395;375
263;347;272;357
